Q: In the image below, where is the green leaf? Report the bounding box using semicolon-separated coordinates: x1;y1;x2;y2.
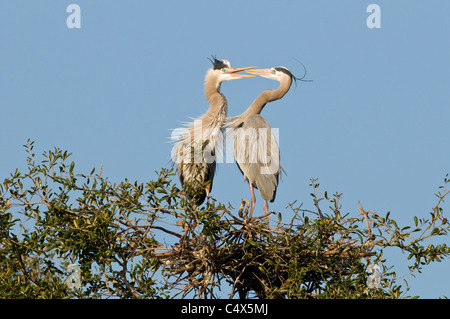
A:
247;239;257;247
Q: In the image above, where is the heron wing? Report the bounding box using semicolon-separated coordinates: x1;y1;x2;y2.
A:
233;115;281;202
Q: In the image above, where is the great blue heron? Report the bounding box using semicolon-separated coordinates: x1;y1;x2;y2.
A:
228;67;297;222
173;57;254;205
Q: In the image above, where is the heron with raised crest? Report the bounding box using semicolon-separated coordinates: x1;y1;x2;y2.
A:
173;57;255;205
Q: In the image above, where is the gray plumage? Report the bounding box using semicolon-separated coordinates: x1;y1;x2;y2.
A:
234;114;280;202
228;67;295;221
172;58;254;205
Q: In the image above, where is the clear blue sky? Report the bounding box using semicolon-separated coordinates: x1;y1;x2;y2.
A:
1;1;449;298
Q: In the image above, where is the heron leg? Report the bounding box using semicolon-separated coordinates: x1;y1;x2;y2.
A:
205;185;211;204
263;201;269;224
249;183;256;219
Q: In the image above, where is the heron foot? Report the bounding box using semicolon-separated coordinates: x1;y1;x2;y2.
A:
238;198;250;219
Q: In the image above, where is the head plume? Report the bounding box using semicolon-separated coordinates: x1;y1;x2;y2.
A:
207;55;231;70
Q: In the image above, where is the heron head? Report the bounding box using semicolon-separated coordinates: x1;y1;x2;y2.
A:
246;66;295;83
207;56;255;82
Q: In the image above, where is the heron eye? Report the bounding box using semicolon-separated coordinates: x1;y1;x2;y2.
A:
221;68;226;73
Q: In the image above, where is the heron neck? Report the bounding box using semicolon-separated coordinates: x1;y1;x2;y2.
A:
204;79;227;122
244;77;292;117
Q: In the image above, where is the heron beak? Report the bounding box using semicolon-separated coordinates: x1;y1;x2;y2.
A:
245;68;272;77
227;66;256;78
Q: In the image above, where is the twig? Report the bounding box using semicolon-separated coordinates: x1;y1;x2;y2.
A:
358;201;372;238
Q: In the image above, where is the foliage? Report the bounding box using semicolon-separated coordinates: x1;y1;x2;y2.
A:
1;141;449;298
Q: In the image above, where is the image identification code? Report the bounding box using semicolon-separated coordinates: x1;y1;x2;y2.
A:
181;303;268;316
